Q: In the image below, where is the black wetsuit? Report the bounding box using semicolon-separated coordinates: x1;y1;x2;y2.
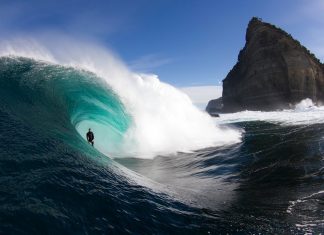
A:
86;131;94;146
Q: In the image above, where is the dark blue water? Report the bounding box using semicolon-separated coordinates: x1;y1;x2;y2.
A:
1;57;324;234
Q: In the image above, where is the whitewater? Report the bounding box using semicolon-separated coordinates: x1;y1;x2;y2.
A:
217;98;324;126
0;38;324;234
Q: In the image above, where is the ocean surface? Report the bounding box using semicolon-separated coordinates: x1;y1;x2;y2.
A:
0;55;324;234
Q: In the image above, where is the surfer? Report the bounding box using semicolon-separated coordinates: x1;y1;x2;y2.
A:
86;128;94;146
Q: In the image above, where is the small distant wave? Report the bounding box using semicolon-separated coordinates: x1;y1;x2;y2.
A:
287;190;324;234
287;190;324;214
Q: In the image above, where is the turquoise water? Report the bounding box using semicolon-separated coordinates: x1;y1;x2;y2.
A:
0;57;131;156
0;56;324;234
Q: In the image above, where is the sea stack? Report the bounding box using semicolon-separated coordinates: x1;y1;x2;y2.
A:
219;17;324;112
206;97;223;114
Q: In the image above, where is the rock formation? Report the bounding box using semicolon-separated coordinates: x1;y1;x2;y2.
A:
206;97;223;113
219;17;324;112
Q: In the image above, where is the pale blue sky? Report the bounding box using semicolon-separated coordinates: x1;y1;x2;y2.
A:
0;0;323;89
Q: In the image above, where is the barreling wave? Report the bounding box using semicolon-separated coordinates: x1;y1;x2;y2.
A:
1;39;324;234
0;39;241;159
0;56;131;157
0;56;224;235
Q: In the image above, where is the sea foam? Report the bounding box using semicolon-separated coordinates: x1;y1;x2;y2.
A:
216;99;324;126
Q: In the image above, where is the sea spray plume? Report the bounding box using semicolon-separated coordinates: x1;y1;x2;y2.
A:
0;37;242;158
0;38;56;62
294;98;315;111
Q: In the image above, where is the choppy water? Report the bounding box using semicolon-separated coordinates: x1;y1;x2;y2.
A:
0;56;324;234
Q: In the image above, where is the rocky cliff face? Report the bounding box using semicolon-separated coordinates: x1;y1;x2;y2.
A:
221;17;324;112
206;97;223;113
